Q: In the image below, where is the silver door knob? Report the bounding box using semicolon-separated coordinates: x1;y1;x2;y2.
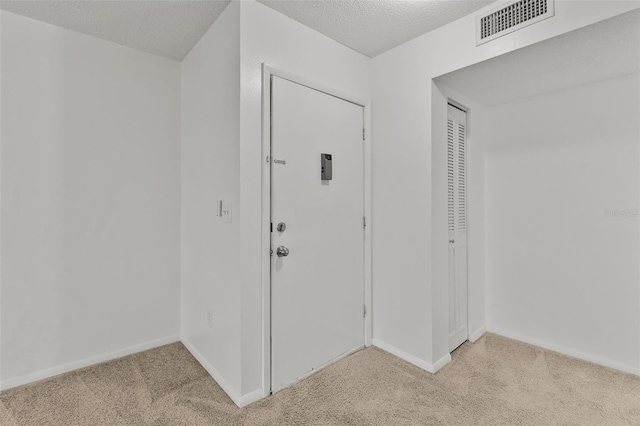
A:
276;246;289;257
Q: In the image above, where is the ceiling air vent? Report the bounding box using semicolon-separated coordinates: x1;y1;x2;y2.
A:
476;0;554;46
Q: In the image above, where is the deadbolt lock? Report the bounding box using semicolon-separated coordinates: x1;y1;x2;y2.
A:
277;222;286;232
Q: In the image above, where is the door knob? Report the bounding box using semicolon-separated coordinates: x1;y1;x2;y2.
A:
276;246;289;257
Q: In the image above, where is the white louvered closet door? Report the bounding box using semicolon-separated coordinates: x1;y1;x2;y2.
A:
448;104;468;352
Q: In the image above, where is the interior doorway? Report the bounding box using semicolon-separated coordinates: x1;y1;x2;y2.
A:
433;9;640;373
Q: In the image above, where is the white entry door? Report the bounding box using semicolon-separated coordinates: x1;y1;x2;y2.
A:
448;104;469;352
270;76;365;392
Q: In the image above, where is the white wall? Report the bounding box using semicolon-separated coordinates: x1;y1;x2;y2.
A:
238;0;372;401
3;0;636;404
173;0;374;406
180;0;242;399
485;74;640;374
372;1;639;368
1;11;181;389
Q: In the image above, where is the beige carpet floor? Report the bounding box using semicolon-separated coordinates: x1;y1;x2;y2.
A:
1;333;639;425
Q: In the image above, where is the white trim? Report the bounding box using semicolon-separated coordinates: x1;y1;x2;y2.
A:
432;353;453;373
261;63;373;397
261;63;272;399
180;338;241;406
469;326;487;343
260;64;271;398
263;65;370;108
372;339;451;373
181;338;266;408
363;95;373;348
487;326;640;376
239;388;265;408
0;334;179;391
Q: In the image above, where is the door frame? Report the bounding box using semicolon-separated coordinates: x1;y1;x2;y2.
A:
260;64;372;397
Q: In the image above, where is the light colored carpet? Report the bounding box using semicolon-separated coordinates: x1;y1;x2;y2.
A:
1;333;639;425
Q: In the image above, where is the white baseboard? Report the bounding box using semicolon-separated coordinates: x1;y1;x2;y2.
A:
0;334;180;391
487;326;640;376
180;338;241;406
180;338;264;408
372;339;451;373
431;352;452;373
469;326;487;343
239;388;264;407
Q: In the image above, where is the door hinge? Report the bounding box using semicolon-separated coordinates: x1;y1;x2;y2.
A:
363;128;365;141
363;216;366;229
363;305;367;318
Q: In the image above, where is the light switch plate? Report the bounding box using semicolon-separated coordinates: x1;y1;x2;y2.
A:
222;201;232;223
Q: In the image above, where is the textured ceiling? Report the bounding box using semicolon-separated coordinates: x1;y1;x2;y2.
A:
0;0;231;61
435;8;640;107
0;0;495;60
256;0;496;57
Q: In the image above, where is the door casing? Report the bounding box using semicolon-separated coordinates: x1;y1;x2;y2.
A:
260;64;372;397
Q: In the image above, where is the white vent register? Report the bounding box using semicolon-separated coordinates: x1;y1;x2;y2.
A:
477;0;554;45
